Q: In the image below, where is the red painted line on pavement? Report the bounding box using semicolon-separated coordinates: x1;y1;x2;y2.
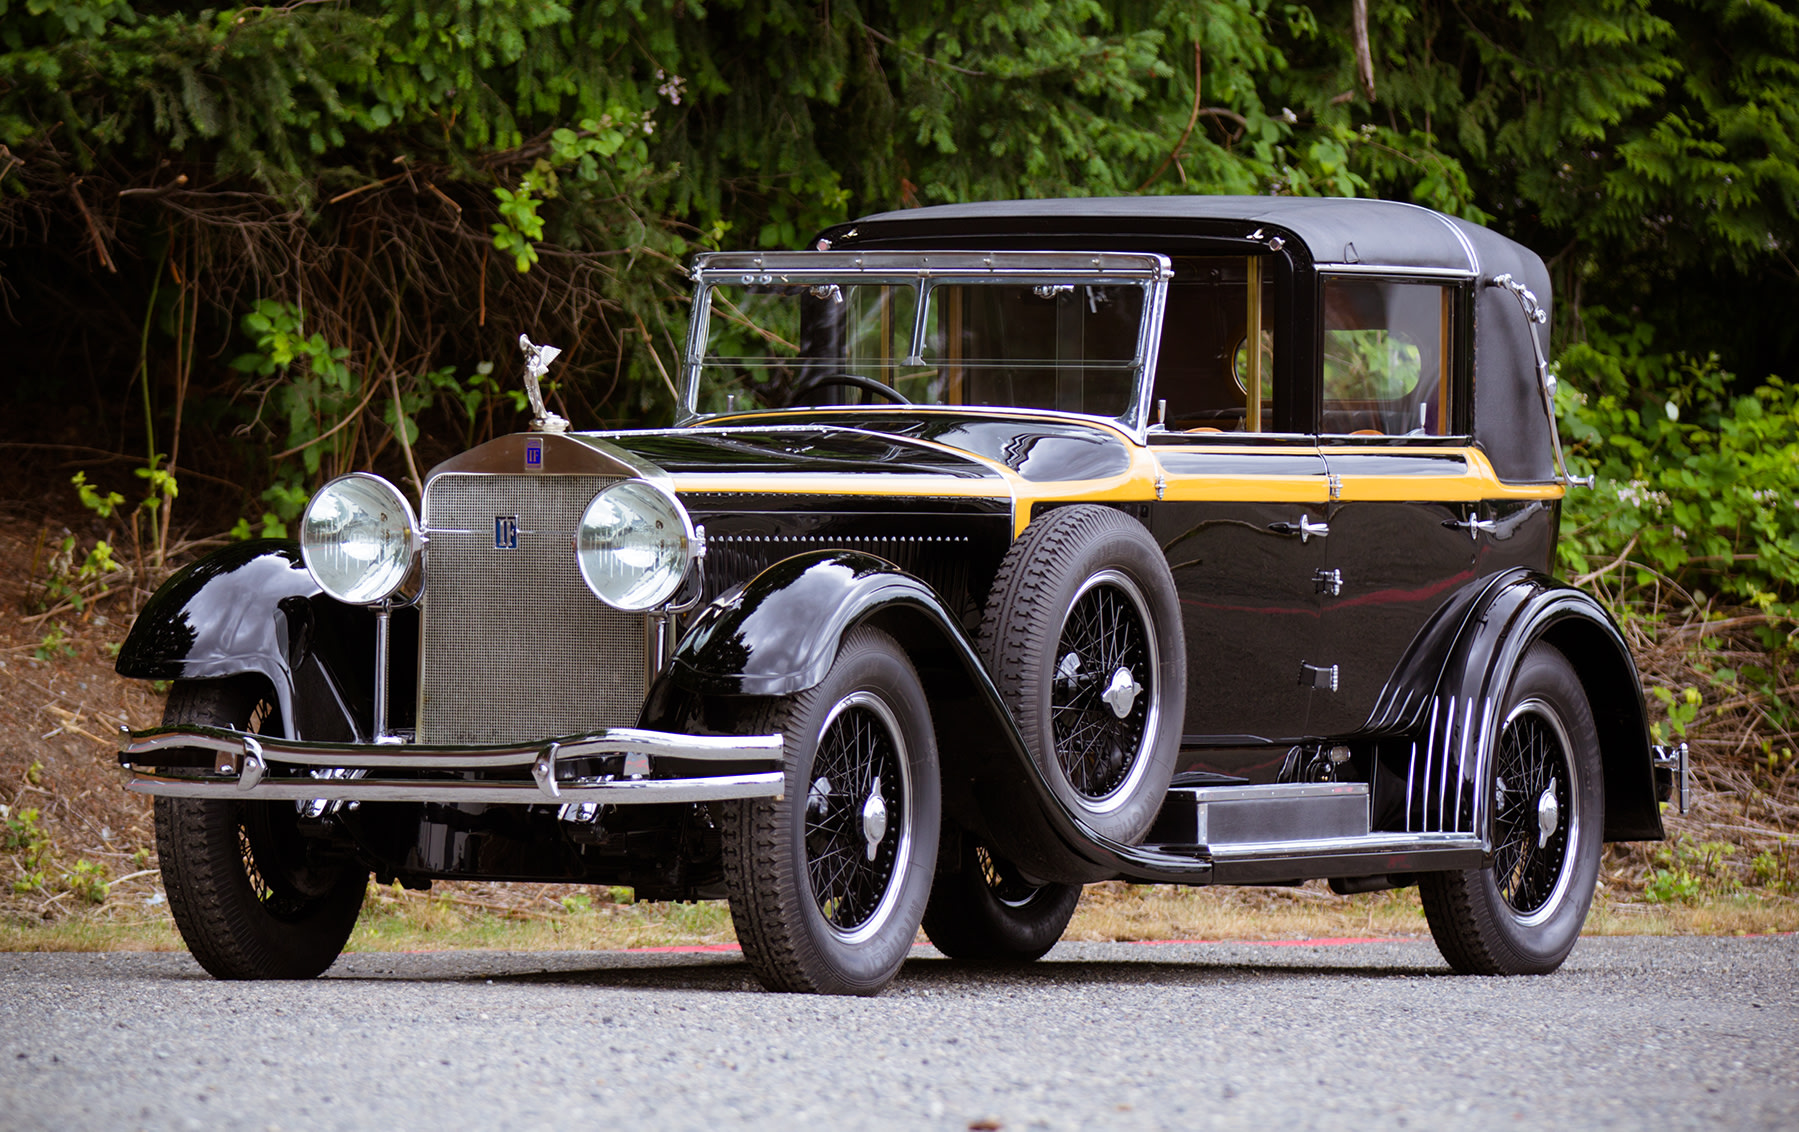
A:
1129;936;1403;947
612;936;1420;955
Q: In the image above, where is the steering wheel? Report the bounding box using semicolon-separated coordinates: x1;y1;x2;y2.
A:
784;372;912;407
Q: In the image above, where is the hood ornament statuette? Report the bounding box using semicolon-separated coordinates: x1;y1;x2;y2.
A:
518;334;570;433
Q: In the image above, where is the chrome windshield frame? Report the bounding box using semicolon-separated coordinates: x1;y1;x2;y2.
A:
678;250;1173;435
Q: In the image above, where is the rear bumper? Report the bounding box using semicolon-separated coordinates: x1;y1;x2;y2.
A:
118;726;785;806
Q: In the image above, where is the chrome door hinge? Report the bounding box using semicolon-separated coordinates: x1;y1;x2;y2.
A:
1299;662;1340;692
1313;568;1344;596
1154;471;1166;500
1327;472;1343;500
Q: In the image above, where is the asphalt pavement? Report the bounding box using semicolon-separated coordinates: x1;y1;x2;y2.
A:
1;934;1794;1130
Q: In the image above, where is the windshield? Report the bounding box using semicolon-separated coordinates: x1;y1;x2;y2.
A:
686;260;1161;424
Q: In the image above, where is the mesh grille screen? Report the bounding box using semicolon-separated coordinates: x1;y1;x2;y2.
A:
418;474;646;744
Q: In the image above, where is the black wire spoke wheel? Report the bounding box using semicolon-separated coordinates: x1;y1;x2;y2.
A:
920;832;1083;961
1419;643;1603;976
803;692;912;941
1049;570;1158;807
720;625;941;995
977;845;1042;909
154;679;367;980
978;505;1185;844
235;821;311;920
1490;700;1575;921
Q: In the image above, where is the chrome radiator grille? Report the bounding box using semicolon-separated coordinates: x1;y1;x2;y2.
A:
418;473;647;745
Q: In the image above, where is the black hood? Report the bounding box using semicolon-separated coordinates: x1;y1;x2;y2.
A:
603;414;1132;484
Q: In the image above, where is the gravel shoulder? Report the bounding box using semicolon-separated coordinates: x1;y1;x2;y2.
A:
2;935;1794;1131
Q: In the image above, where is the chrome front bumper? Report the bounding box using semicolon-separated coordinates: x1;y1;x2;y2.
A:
118;726;785;805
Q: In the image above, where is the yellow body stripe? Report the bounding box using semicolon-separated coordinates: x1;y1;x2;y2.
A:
1326;446;1565;503
669;423;1562;543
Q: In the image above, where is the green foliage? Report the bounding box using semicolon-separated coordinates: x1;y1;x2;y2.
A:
70;472;124;519
1;0;1795;555
1750;844;1796;895
1643;835;1750;903
1647;685;1702;745
35;499;124;620
1557;326;1799;620
1647;831;1741;899
60;859;109;905
1;803;50;894
33;623;72;663
234;299;362;480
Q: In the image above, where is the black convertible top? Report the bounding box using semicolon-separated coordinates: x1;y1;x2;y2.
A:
818;195;1557;483
838;195;1516;273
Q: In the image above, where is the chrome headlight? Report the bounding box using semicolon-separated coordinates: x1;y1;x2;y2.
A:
299;473;421;605
576;480;694;611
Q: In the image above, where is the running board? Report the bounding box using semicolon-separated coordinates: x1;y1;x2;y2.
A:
1131;782;1487;885
1147;782;1373;845
1204;832;1485;885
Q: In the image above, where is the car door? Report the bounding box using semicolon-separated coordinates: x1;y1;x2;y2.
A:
1149;435;1331;748
1308;275;1480;739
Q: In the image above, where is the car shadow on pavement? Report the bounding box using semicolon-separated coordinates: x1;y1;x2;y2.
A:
391;951;1453;994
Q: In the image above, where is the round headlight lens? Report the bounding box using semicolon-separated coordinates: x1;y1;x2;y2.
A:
576;480;694;611
300;473;420;605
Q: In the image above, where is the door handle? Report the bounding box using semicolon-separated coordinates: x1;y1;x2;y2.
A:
1269;515;1330;543
1442;517;1500;540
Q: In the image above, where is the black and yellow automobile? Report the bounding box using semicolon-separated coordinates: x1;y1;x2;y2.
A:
115;197;1687;994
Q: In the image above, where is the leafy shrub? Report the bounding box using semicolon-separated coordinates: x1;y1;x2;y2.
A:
61;860;109;905
2;804;50;894
1643;836;1739;903
1557;325;1799;621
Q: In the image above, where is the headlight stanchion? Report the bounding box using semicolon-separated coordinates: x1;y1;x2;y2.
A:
300;473;425;746
644;524;708;680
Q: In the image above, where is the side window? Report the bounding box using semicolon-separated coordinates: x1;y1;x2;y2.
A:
1321;278;1454;436
1149;256;1277;433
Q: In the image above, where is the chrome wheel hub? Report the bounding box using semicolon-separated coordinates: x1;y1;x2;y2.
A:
1101;667;1142;719
861;780;889;862
1536;778;1560;849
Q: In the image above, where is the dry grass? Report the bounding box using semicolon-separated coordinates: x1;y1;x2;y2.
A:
3;878;1793;956
1064;879;1799;942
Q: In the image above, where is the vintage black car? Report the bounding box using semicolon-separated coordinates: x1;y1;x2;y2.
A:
116;196;1688;994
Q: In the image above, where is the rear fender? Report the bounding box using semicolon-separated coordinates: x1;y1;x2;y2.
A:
115;541;372;742
656;550;1205;883
1382;569;1662;843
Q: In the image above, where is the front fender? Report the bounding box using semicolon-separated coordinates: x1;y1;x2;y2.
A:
669;551;955;697
657;550;1208;884
116;541;367;742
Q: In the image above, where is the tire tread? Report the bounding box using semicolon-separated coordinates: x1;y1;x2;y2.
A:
155;680;364;980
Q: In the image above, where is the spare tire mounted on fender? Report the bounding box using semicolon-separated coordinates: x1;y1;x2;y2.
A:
980;504;1185;843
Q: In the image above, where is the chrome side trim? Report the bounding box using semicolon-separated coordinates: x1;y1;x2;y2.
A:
692;249;1173;282
1182;782;1368;804
1209;831;1484;863
1316;264;1479;280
